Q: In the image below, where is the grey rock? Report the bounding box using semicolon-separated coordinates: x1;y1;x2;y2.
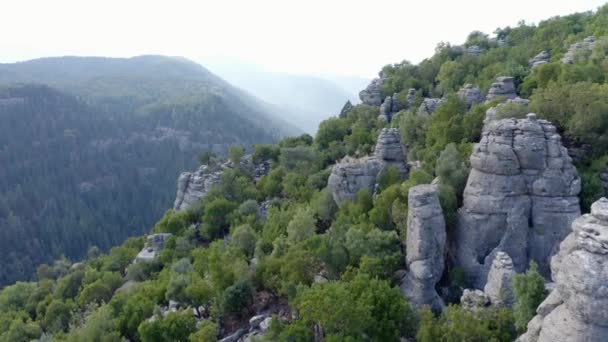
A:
253;160;271;183
484;97;530;122
249;314;268;329
461;289;490;311
259;317;273;332
497;38;507;47
136;233;172;262
328;128;408;206
378;96;393;122
359;77;385;106
339;100;354;118
458;84;484;108
391;92;407;113
417;98;445;115
173;165;223;211
562;36;596;64
400;185;446;312
467;45;484;57
483;251;516;306
455;115;581;288
486;76;517;102
405;88;417;107
517;198;608;342
529;51;550;68
219;328;247;342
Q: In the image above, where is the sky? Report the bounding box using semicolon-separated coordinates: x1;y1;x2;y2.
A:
1;0;606;78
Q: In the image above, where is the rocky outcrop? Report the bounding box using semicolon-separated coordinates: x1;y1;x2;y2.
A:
562;36;596;64
529;51;550;68
339;100;354;118
405;88;417;107
486;76;517;102
378;93;407;122
328;128;407;206
483;251;516;306
136;233;172;262
467;45;484;57
461;289;490;311
458;84;484;108
517;198;608;342
174;165;224;211
455;114;581;288
359;76;385;106
417;98;445;115
400;185;446;312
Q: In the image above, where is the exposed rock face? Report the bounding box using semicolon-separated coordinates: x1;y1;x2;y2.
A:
417;98;445;115
467;45;484;57
328;128;407;206
136;233;172;262
379;96;393;122
562;36;596;64
405;88;417;106
458;84;484;108
455;114;581;287
486;76;517;102
400;185;446;312
461;289;490;311
359;77;385;106
173;165;224;211
483;251;516;306
339;100;354;118
517;198;608;342
529;51;550;68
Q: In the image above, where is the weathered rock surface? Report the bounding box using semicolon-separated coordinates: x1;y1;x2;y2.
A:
328;128;408;206
486;76;517;102
379;96;393;122
467;45;484;57
359;76;385;106
483;251;516;306
417;98;445;115
458;84;484;108
484;97;531;122
562;36;596;64
136;233;172;262
455;114;581;287
174;165;224;211
339;100;354;118
461;289;490;311
529;51;550;68
400;185;446;312
517;198;608;342
405;88;417;107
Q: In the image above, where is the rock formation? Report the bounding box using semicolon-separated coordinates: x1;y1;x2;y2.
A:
529;51;550;68
136;233;172;262
174;165;224;211
339;100;354;118
562;36;596;64
328;128;407;206
461;289;490;311
486;76;517;102
467;45;484;57
405;88;417;106
417;98;445;115
483;251;516;306
484;97;531;122
400;184;446;312
458;84;484;108
359;76;385;106
378;93;407;122
517;198;608;342
455;114;581;288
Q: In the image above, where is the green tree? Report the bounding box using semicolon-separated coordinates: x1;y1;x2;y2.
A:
513;262;547;331
228;145;245;165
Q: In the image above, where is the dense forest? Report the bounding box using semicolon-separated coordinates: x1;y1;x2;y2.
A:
0;56;297;285
2;4;608;342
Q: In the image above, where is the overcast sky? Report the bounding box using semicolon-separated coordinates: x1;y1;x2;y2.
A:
1;0;605;77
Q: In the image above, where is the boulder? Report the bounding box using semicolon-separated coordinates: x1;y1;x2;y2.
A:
455;114;581;288
486;76;517;102
517;198;608;342
529;51;550;68
483;251;516;306
562;36;596;64
378;96;393;122
417;98;445;115
359;77;385;106
400;185;446;312
458;84;484;108
328;128;408;206
136;233;172;262
173;165;223;211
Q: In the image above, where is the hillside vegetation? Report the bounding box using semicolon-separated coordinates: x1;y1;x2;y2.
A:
2;5;608;342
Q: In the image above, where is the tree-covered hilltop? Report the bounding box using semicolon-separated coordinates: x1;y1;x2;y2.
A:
2;5;608;342
0;56;299;286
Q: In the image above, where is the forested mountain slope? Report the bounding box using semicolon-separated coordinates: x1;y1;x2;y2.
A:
1;5;608;342
0;56;297;285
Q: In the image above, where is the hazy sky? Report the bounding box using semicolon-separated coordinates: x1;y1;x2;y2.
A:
1;0;606;77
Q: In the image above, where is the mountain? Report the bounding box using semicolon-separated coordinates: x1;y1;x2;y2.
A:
203;59;365;133
0;56;298;285
1;5;608;342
